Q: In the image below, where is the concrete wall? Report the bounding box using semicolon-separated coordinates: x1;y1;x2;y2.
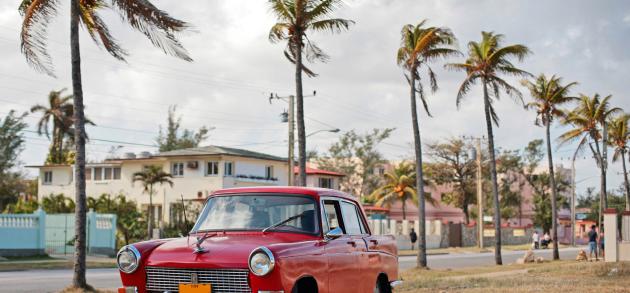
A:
0;210;46;256
462;225;533;247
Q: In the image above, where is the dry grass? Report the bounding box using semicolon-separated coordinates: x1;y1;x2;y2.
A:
59;286;114;293
399;261;630;293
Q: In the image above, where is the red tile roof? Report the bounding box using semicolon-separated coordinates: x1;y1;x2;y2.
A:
293;166;345;177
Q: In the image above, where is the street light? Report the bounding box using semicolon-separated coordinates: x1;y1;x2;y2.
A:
306;128;340;137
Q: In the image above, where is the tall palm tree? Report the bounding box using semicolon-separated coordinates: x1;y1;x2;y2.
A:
607;114;630;211
133;165;174;239
524;74;577;260
30;89;73;164
19;0;191;288
395;20;459;268
447;32;531;265
369;161;436;220
268;0;354;186
559;94;621;232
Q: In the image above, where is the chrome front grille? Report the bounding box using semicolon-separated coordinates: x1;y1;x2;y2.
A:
146;266;251;293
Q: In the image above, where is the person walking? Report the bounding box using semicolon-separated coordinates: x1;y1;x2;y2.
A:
542;232;551;249
409;228;418;250
532;231;540;250
600;231;605;259
588;225;599;261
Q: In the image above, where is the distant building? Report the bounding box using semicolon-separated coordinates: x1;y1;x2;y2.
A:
294;165;345;190
29;146;289;226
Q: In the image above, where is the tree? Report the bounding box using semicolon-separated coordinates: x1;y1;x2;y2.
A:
396;20;459;268
448;31;531;265
88;193;146;248
30;89;73;164
0;111;29;211
316;128;394;196
157;106;210;152
132;166;173;238
268;0;354;186
523;74;577;260
425;138;476;224
368;161;436;220
42;193;76;213
19;0;191;287
559;94;620;234
607;114;630;211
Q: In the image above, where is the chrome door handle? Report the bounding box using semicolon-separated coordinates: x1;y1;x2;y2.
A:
347;241;356;247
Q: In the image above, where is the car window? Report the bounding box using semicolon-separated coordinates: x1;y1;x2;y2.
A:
340;201;365;235
323;201;342;233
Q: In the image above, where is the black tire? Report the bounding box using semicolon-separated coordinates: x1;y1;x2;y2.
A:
374;276;392;293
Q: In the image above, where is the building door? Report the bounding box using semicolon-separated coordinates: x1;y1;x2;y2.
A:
449;223;462;247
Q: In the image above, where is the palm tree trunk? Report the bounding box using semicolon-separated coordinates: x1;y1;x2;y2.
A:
602;122;608;209
545;121;560;260
70;0;88;288
148;184;153;239
622;151;630;211
482;81;502;265
592;137;605;233
409;69;427;268
295;36;307;187
402;199;407;220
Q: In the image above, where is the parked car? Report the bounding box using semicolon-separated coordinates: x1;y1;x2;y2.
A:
117;186;401;293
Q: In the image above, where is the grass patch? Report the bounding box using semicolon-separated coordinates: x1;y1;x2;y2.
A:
0;260;117;271
3;254;55;261
399;261;630;292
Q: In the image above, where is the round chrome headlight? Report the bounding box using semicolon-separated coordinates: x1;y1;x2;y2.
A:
248;247;275;276
117;245;140;273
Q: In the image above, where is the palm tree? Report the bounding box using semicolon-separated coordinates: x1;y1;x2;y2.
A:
524;74;577;260
19;0;191;288
447;32;531;265
559;94;621;232
268;0;354;186
607;114;630;211
395;20;459;268
30;89;73;164
133;165;174;238
369;162;436;220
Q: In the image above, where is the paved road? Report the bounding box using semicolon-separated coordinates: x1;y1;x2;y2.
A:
0;247;585;293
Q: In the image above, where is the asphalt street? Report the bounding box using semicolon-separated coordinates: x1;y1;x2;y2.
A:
0;247;585;293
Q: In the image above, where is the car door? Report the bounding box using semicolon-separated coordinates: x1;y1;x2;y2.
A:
338;200;372;292
322;199;361;293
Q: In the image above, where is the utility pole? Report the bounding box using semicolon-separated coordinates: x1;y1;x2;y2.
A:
476;137;484;249
288;95;295;186
269;93;296;186
571;156;576;247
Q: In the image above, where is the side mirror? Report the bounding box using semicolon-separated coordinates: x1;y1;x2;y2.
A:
324;227;343;242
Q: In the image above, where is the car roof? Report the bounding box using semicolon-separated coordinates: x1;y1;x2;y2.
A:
211;186;357;201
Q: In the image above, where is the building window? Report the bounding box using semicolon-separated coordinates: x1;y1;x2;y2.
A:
378;167;385;175
265;166;274;179
319;177;333;189
43;171;53;185
206;161;219;176
86;168;92;181
104;167;112;180
94;167;103;181
113;167;121;180
224;162;234;177
172;162;184;177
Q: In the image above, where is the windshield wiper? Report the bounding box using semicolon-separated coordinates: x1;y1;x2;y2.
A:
262;211;307;233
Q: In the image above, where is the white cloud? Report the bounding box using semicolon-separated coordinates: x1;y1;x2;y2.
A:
624;14;630;23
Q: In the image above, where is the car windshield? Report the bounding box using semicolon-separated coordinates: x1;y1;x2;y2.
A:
192;194;319;234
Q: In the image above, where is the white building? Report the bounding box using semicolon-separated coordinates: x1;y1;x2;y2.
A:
29;146;289;226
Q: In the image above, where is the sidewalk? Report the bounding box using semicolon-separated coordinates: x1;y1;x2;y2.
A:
399;244;580;256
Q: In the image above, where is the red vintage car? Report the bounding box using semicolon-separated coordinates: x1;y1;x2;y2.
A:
117;186;400;293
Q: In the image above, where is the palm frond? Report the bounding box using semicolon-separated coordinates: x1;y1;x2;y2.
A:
110;0;192;61
20;0;58;76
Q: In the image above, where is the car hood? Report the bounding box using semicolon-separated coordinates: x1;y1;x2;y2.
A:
145;232;321;269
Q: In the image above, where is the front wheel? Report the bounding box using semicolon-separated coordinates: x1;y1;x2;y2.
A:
374;277;392;293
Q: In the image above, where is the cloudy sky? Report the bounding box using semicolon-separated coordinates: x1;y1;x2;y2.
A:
1;0;629;195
